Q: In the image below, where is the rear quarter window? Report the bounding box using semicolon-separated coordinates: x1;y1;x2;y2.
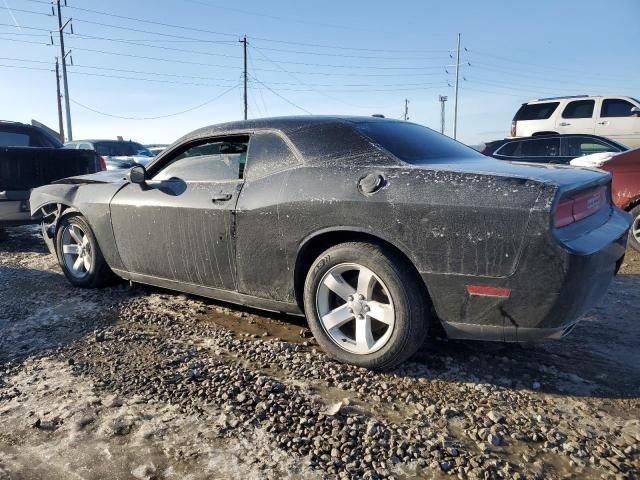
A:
354;121;482;163
245;132;299;180
514;102;560;121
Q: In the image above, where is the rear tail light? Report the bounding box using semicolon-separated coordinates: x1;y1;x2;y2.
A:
510;121;517;137
553;185;608;228
98;155;107;171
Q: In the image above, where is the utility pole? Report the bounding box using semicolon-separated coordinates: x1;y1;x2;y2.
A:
55;57;65;142
240;35;248;120
55;0;72;141
403;99;409;121
438;95;447;134
453;32;461;140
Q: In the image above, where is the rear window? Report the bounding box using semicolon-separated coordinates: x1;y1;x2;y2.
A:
354;121;482;163
0;132;30;147
0;125;60;148
514;102;560;121
94;141;153;157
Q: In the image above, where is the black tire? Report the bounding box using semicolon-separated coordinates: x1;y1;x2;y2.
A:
55;213;114;288
629;205;640;253
303;242;430;370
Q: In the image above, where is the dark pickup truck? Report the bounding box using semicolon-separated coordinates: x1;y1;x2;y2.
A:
0;121;103;232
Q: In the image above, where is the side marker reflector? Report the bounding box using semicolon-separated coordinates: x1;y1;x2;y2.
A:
465;285;511;298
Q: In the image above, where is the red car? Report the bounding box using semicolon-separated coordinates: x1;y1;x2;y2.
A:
599;148;640;251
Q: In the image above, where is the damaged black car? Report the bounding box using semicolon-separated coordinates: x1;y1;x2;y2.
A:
30;116;631;369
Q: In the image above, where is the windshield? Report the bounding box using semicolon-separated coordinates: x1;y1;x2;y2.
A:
94;141;153;157
355;121;483;164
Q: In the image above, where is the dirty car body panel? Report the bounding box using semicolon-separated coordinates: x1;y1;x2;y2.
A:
30;116;631;342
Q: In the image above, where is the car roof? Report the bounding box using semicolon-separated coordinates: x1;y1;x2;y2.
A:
524;95;635;104
496;134;619;142
177;115;401;142
73;139;143;144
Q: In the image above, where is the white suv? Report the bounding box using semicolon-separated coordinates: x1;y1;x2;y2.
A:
511;96;640;148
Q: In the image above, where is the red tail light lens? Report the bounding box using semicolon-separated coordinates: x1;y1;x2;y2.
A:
98;155;107;171
553;185;607;228
510;121;517;137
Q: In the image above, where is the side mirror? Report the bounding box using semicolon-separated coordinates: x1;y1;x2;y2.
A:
631;106;640;116
128;165;147;184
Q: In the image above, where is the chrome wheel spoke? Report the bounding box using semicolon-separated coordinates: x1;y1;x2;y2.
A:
355;316;375;353
323;272;356;301
83;255;91;271
322;304;354;331
82;234;89;247
62;244;80;255
356;267;375;298
69;225;82;244
367;301;394;325
73;255;84;272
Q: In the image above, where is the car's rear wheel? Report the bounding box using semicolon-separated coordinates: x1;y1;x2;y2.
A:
55;214;113;288
629;205;640;252
303;242;430;370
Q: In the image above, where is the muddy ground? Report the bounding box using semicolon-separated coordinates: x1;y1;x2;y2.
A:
0;226;638;480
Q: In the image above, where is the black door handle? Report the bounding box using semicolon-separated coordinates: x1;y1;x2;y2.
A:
211;193;232;202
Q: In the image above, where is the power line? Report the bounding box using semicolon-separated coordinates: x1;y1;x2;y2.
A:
62;43;448;78
71;84;240;120
248;76;312;114
18;0;448;54
183;0;403;35
249;45;416;110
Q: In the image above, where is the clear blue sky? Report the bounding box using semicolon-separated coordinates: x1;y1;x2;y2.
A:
1;0;639;145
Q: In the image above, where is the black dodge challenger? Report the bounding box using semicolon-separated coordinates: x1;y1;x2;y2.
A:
30;116;631;369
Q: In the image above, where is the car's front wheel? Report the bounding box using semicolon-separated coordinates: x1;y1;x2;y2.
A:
55;214;113;288
629;205;640;252
303;242;430;370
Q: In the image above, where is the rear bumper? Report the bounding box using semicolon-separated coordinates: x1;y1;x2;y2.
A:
424;208;631;342
0;191;35;226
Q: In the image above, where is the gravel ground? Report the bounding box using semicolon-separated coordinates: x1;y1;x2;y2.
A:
0;226;638;480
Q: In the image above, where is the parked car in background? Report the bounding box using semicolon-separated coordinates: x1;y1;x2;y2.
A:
480;134;639;251
570;149;640;252
30;116;630;369
64;139;155;169
479;134;628;164
0;121;103;235
511;96;640;148
145;144;170;156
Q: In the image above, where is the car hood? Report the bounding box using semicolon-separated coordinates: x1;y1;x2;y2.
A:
107;155;153;165
52;169;129;185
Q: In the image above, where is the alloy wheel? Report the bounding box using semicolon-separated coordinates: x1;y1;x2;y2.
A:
61;224;92;279
315;263;395;355
633;215;640;243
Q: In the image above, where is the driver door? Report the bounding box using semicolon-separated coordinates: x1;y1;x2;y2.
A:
109;136;249;291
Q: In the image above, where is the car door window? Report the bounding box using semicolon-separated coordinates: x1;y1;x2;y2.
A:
562;100;595;119
601;99;635;117
494;141;519;157
78;143;92;149
518;138;560;160
565;137;619;156
153;138;249;182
